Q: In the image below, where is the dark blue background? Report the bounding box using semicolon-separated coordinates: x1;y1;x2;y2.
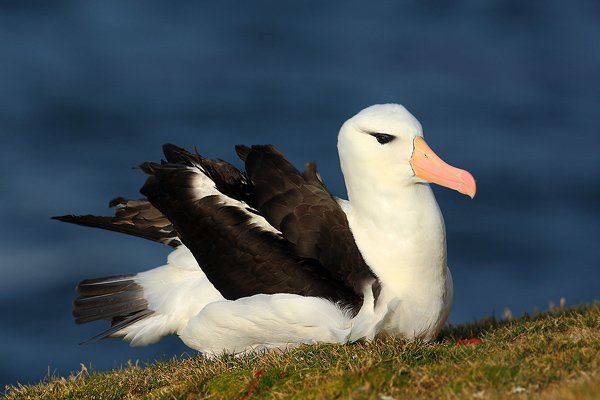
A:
1;0;599;389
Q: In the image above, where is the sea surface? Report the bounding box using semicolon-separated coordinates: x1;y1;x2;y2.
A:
1;0;599;389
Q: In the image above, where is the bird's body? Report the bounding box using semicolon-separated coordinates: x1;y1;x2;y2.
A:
56;104;475;355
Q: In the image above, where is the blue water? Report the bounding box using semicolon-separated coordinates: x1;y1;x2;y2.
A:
1;0;599;389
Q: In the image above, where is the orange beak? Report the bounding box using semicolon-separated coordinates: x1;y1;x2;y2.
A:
409;136;476;198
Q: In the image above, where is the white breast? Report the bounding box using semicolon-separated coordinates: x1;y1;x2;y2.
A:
344;183;453;341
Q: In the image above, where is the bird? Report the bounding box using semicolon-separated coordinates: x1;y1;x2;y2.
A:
54;103;476;356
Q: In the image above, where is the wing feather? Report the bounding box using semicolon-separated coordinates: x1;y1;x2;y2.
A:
57;143;377;317
243;145;380;300
53;198;181;247
139;147;362;311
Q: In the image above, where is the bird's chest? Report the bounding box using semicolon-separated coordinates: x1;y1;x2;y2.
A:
347;202;452;341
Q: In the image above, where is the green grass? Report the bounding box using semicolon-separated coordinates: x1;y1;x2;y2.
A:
5;303;599;399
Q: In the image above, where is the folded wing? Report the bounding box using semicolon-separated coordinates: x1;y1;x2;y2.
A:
240;145;380;300
55;143;380;316
139;144;364;312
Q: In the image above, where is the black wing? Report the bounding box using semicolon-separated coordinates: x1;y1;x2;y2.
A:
52;143;249;246
53;197;181;247
162;144;251;203
139;146;363;311
241;145;380;300
56;143;379;315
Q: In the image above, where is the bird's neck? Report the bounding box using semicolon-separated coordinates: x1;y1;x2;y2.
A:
345;181;448;292
344;180;452;341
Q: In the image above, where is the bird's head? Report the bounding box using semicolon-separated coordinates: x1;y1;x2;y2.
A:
337;103;476;199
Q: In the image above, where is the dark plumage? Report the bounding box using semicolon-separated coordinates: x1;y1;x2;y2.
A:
53;197;181;247
72;275;153;342
139;145;377;313
241;145;380;301
56;143;381;332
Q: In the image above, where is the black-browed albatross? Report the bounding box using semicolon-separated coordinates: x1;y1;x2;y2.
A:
55;103;476;355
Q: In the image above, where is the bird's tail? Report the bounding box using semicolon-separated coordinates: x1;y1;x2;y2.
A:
74;245;224;346
74;275;155;343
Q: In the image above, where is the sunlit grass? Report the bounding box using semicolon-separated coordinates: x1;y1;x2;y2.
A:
5;303;599;399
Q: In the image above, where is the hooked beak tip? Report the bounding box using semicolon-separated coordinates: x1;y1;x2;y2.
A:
459;170;477;199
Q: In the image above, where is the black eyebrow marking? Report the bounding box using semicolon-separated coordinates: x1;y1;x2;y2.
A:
367;132;396;145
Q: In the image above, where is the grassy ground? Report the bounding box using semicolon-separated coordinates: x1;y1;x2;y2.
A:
4;303;599;399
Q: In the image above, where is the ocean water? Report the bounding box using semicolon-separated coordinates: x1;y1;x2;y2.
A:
1;0;599;389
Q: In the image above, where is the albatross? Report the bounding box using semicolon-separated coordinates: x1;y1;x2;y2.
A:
54;103;476;355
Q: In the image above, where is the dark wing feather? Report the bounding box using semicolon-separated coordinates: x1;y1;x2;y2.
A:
80;310;155;344
302;161;328;190
72;275;156;343
242;145;380;300
53;197;181;247
139;154;362;311
162;143;251;203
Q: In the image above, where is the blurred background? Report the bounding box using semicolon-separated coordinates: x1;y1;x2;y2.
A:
1;0;599;389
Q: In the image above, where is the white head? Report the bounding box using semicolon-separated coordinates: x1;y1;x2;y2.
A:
337;104;476;204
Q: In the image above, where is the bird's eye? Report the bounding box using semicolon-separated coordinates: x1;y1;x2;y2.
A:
372;133;396;145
